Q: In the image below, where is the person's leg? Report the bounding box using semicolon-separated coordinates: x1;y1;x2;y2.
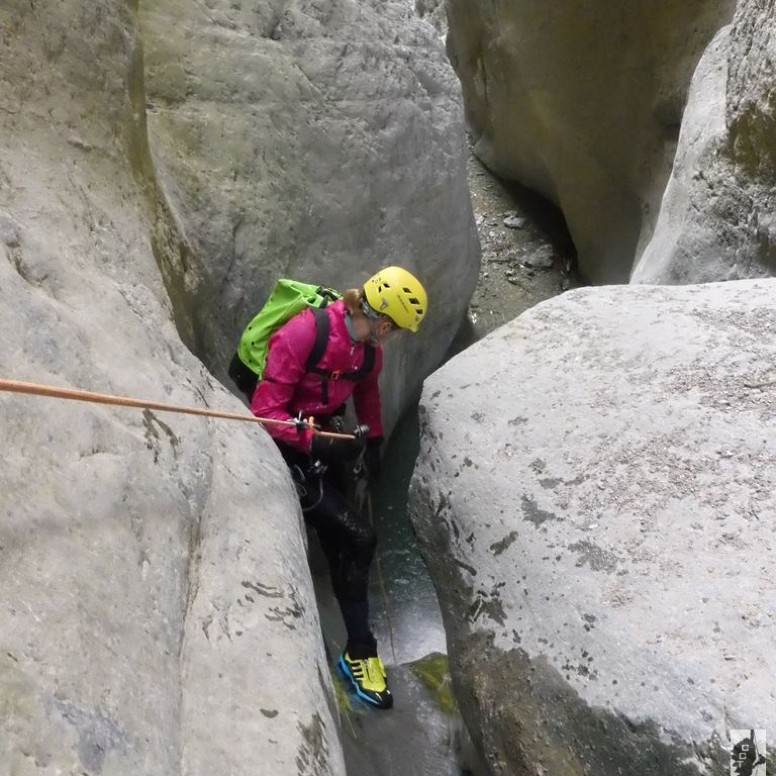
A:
305;477;392;709
305;481;377;652
278;448;391;708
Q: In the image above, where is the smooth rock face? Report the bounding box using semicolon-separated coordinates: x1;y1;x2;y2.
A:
409;281;776;775
445;0;734;283
140;0;480;432
634;2;776;283
0;0;474;772
0;0;479;770
631;28;733;283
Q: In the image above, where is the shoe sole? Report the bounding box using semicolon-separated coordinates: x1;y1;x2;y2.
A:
337;655;392;710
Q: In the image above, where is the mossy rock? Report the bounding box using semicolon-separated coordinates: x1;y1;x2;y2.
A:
408;652;458;715
329;665;354;716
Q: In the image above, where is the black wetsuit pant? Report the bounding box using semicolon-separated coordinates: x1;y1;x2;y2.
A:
279;443;377;654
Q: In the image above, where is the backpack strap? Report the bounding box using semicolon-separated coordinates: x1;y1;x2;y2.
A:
306;306;375;405
305;305;331;373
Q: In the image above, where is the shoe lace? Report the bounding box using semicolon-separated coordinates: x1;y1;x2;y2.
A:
346;653;387;691
365;657;386;684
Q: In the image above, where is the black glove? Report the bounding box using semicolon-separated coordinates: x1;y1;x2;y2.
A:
310;434;365;464
364;436;383;482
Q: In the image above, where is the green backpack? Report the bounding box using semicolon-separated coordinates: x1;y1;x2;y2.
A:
236;279;375;400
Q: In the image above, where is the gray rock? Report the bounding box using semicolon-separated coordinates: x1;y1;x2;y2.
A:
503;213;526;229
632;28;736;284
0;0;481;768
522;244;554;269
414;0;448;35
445;0;734;282
634;4;776;283
141;0;480;434
409;280;776;775
0;211;20;247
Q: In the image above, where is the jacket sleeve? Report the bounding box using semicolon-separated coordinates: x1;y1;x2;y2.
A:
352;345;384;440
250;311;316;452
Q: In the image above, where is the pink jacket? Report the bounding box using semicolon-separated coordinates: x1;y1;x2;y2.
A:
251;299;384;452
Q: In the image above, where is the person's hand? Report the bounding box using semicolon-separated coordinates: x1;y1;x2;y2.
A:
363;437;383;482
310;434;365;464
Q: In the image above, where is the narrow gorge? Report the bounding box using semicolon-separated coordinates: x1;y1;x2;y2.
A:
1;1;774;775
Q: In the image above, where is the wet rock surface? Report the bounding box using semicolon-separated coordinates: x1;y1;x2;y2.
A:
335;656;486;776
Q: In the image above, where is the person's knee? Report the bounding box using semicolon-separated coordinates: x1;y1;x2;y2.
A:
351;518;377;561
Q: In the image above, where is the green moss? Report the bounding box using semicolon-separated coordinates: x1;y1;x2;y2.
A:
330;667;354;715
408;652;458;715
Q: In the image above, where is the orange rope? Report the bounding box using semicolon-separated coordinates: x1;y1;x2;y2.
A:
0;378;356;439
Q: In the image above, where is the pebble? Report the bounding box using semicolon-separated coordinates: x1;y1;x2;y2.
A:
503;212;527;229
522;245;555;269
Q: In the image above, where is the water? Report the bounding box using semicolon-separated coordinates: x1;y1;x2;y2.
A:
368;405;448;666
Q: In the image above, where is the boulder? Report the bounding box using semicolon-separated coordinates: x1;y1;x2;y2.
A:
445;0;734;283
634;1;776;283
410;280;776;775
0;1;345;773
140;0;480;432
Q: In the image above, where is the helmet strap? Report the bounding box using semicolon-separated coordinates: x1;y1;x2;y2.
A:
359;296;380;320
359;296;398;343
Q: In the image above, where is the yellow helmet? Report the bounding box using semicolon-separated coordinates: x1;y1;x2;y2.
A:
363;266;428;332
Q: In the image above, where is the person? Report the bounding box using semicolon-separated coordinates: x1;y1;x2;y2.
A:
249;266;427;710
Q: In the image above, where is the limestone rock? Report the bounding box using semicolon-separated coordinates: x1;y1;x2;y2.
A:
445;0;734;283
632;28;734;284
140;0;480;433
634;2;776;283
0;1;345;773
410;280;776;775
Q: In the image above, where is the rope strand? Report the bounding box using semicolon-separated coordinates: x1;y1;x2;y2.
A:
0;378;356;439
361;486;398;666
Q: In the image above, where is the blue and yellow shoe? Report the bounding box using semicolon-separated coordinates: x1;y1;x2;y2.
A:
337;651;393;710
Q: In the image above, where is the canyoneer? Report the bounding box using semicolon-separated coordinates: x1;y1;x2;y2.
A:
229;266;428;709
